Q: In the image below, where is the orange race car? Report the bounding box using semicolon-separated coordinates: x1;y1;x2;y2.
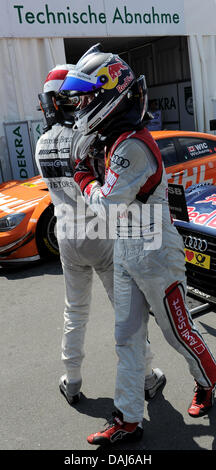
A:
0;176;58;266
1;130;216;266
155;130;216;188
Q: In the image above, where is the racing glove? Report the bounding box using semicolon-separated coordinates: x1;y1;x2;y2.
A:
74;157;98;194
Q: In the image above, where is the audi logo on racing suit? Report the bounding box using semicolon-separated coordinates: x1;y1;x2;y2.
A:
111;154;130;168
183;235;208;252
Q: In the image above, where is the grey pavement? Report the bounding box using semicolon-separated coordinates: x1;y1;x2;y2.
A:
0;259;216;454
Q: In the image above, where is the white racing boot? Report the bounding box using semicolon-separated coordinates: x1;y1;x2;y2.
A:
59;374;81;405
145;368;166;399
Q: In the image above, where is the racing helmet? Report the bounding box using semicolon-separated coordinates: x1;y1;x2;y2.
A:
59;44;148;135
38;64;78;129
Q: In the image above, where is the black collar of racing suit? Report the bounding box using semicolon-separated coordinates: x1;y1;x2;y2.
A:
94;111;153;154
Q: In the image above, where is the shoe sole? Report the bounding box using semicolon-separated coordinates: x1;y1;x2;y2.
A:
88;428;143;446
188;404;213;417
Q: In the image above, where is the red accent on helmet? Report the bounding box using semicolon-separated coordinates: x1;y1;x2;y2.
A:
44;69;69;84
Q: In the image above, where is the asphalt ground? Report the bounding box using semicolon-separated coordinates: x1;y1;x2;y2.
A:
0;259;216;462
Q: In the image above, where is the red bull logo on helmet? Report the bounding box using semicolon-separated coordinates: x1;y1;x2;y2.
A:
108;59;128;81
116;72;134;93
97;58;130;91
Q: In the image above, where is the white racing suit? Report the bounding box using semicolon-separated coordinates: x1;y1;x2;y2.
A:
82;127;216;422
35;124;155;395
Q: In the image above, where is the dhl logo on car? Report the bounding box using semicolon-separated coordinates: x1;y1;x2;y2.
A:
167;163;214;188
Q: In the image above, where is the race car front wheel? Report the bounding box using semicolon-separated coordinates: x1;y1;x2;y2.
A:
36;204;59;259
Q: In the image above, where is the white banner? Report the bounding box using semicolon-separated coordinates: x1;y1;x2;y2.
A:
0;0;186;37
4;122;35;180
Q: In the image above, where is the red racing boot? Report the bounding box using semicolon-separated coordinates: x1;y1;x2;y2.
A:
87;411;143;445
188;382;215;417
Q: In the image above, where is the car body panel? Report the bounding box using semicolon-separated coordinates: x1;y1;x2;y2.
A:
175;183;216;235
152;130;216;189
0;176;51;264
175;183;216;299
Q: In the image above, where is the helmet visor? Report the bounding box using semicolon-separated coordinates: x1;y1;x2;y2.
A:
137;75;148;120
56;92;80;107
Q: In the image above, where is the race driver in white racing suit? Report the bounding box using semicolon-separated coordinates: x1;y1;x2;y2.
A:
35;64;166;406
58;44;216;445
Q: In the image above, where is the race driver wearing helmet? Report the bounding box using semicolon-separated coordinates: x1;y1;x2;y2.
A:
35;64;166;407
59;44;216;445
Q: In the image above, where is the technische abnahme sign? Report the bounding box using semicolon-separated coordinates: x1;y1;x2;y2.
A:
0;0;185;37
